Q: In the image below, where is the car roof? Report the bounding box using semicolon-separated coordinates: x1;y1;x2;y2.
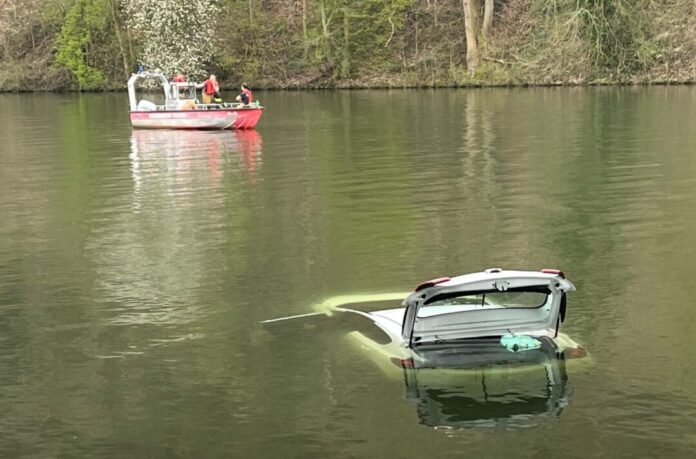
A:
414;269;574;295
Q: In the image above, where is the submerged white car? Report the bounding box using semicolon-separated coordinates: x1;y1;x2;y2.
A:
306;268;586;367
264;268;588;428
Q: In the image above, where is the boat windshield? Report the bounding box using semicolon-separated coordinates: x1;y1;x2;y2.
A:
169;83;197;101
417;287;550;318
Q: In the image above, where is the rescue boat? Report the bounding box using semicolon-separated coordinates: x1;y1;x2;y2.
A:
127;72;263;130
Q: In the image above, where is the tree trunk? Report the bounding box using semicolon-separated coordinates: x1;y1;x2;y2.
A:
462;0;479;74
108;0;130;78
124;15;135;70
320;0;334;68
302;0;308;60
482;0;494;41
341;6;350;79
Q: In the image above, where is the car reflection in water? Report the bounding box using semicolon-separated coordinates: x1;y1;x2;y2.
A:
399;337;573;429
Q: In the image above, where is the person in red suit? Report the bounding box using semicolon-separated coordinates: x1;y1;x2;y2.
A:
197;74;220;104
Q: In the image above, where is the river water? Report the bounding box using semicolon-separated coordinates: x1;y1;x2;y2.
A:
1;87;695;457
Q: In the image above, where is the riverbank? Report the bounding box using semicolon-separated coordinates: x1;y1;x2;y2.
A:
2;55;693;93
1;77;694;93
1;0;693;93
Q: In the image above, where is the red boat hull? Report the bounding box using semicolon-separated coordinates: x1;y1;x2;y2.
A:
232;108;263;129
130;108;263;130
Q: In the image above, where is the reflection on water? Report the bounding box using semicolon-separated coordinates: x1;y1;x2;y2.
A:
403;342;570;430
83;129;263;356
130;129;263;198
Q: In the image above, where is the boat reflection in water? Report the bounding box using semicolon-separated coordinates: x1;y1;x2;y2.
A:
399;338;573;430
88;129;263;338
129;129;263;186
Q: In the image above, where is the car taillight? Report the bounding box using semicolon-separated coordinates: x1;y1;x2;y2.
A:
390;357;415;368
563;347;587;359
414;277;450;292
541;268;565;278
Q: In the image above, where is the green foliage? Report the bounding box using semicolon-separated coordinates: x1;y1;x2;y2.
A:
571;0;652;74
473;61;510;84
55;0;107;90
526;0;656;78
342;0;413;76
41;0;71;26
214;1;299;85
1;0;693;90
213;0;415;84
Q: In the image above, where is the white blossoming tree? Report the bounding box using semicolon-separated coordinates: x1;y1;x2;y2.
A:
125;0;219;79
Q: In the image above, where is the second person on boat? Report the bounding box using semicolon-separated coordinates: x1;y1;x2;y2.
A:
236;83;253;105
198;74;220;104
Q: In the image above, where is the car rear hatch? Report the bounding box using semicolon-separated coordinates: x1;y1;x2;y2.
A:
402;272;575;345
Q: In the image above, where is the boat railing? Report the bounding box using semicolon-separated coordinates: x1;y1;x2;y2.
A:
133;102;264;112
221;102;263;109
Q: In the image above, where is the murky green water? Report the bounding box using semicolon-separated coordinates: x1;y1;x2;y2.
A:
1;87;696;457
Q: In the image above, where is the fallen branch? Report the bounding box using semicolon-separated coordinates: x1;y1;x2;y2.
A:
483;56;511;65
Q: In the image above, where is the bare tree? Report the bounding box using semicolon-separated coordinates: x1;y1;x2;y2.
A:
482;0;494;41
341;4;350;78
462;0;479;74
107;0;131;78
302;0;309;60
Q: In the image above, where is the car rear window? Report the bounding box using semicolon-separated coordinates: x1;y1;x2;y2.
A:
418;288;550;317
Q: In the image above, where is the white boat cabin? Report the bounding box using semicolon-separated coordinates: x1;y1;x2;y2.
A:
127;72;244;112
